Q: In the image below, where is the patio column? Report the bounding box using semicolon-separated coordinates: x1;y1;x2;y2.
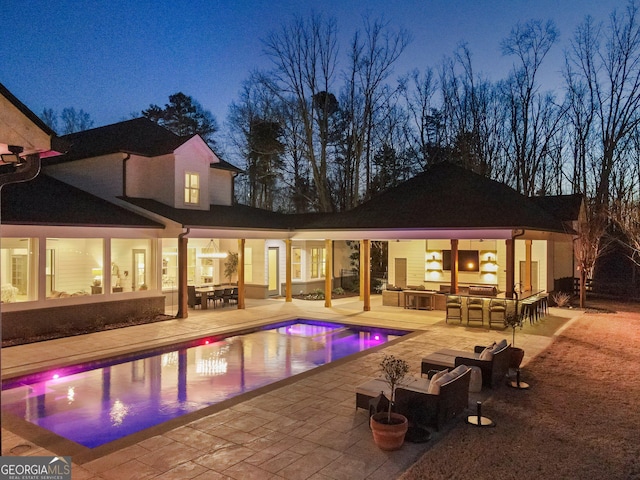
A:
505;238;515;299
324;239;332;308
524;239;532;292
450;239;459;294
359;243;365;301
237;238;245;309
362;239;371;311
176;231;189;318
285;239;292;302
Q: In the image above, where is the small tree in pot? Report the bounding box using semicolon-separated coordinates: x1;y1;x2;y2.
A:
505;300;525;369
370;354;410;450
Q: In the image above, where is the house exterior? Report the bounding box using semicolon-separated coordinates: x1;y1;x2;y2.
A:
0;84;583;340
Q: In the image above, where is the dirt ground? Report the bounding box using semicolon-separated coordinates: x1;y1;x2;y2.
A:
399;299;640;480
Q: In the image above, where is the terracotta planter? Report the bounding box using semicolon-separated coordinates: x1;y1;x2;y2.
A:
510;347;525;369
370;412;408;451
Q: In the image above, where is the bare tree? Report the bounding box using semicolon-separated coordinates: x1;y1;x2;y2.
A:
40;108;58;132
570;4;640;213
501;19;563;195
40;107;94;134
339;16;410;206
439;45;507;178
400;67;441;166
227;75;286;209
575;202;615;307
565;2;640;304
261;13;339;212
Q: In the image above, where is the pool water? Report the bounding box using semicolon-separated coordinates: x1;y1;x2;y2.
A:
1;319;408;448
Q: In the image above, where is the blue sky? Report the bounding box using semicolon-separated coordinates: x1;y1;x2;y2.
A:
0;0;622;137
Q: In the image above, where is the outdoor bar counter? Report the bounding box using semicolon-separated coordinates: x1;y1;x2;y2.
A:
383;286;545;324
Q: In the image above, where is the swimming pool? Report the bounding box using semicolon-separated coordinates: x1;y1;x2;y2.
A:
1;319;409;448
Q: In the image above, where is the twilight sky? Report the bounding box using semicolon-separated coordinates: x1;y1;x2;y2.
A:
0;0;622;140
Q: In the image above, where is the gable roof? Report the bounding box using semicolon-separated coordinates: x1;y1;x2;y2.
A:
300;163;574;234
44;117;186;163
1;174;163;228
43;117;242;172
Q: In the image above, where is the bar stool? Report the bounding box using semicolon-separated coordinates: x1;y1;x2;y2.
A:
467;297;484;326
538;293;549;317
446;295;462;324
520;299;536;324
488;298;507;328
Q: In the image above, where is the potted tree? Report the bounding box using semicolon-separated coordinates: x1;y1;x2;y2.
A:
370;354;410;451
505;300;525;369
224;252;238;285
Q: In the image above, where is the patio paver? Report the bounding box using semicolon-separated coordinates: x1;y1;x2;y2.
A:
0;296;583;479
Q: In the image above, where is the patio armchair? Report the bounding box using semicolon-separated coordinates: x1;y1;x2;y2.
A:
421;339;510;389
356;365;471;431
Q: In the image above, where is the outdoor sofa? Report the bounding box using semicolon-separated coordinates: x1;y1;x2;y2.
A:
355;365;471;431
421;339;511;389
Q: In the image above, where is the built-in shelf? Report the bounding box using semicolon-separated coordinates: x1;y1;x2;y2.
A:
480;250;498;274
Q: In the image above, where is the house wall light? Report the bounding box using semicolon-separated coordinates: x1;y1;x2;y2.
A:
1;145;24;164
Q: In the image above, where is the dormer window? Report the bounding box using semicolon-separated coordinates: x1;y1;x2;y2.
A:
184;172;200;204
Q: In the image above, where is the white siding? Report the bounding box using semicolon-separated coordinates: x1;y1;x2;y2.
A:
44;153;123;200
127;155;175;205
209;169;233;206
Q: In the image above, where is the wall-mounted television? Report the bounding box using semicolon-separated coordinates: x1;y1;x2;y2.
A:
442;250;479;272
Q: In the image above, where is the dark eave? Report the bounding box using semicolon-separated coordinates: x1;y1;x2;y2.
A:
2;174;163;228
529;194;583;223
211;158;243;174
122;197;291;230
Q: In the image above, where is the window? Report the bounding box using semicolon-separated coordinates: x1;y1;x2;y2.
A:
311;247;325;279
244;247;253;283
46;238;103;298
1;237;36;302
161;244;178;289
111;239;153;292
292;247;301;280
184;172;200;204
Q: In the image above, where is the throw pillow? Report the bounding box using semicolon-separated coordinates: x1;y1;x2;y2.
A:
431;368;448;381
492;338;508;353
427;371;456;395
449;365;469;378
479;347;494;361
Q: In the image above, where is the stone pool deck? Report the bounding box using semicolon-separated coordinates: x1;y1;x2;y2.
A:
1;296;583;480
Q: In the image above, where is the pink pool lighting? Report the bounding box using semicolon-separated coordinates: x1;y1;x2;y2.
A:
2;319;410;448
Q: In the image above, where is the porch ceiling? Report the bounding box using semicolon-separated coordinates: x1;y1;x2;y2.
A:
289;228;515;241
